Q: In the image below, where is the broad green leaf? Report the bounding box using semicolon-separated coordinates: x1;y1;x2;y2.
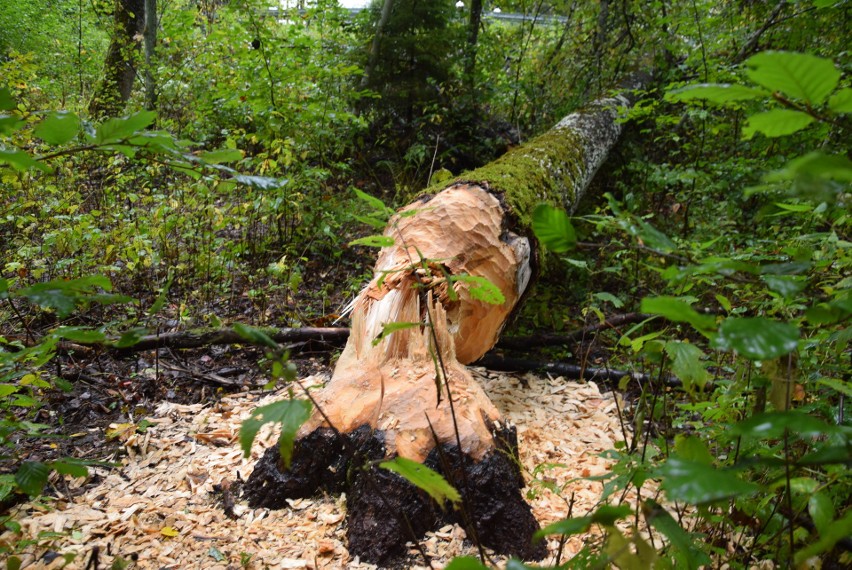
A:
0;384;19;397
673;435;713;465
590;504;633;525
817;377;852;398
535;515;593;539
0;115;24;136
715;293;732;313
640;296;716;333
762;275;806;298
198;148;243;164
232;323;279;349
532;203;576;252
0;148;52;173
828;87;852;113
349;235;395;248
354;214;388;229
94;111;157;144
593;292;624;308
742;109;814;139
0;87;14;110
34;111;80;145
50;460;89;478
372;321;422;345
114;327;149;348
764;152;852;183
352;187;392;214
657;458;759;504
15;461;51;496
667;83;769;104
794;510;852;564
454;274;506;305
379;457;461;507
645;500;711;570
744;51;841;105
18;276;112;318
808;491;834;535
729;411;838;439
665;341;711;391
239;398;312;468
53;327;107;343
444;557;489;570
712;317;799;360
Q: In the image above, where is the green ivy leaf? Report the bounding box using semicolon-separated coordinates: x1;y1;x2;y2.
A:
744;51;841;105
712;317;799;360
742;109;814;139
34;111;81;145
664;341;711;392
667;83;769;104
349;235;395;248
645;500;711;570
828;87;852;113
239;398;312;468
453;274;506;305
657;458;759;504
640;296;716;334
380;457;461;507
532;203;576;252
15;461;51;496
94;111;157;144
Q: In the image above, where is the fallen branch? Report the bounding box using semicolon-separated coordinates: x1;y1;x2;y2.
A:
495;312;653;350
474;353;684;389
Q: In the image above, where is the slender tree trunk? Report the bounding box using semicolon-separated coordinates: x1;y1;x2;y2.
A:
361;0;395;89
88;0;145;118
143;0;157;111
244;74;649;565
463;0;483;86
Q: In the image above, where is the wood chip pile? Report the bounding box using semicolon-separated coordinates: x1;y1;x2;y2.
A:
4;369;627;569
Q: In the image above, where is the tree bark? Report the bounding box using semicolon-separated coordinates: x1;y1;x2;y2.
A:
244;75;649;564
142;0;157;111
360;0;394;89
88;0;145;118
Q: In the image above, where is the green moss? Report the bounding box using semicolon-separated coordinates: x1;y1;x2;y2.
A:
424;126;587;230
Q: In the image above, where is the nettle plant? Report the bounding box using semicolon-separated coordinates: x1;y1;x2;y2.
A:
517;51;850;568
0;86;283;528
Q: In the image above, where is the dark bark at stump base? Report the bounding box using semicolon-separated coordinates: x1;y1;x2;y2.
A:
243;423;545;565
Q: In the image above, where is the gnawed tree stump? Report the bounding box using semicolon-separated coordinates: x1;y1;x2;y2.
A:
244;78;647;564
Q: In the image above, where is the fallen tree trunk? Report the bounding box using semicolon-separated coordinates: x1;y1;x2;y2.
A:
244;76;648;564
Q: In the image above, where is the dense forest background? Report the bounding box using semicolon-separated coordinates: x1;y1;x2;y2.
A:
0;0;850;568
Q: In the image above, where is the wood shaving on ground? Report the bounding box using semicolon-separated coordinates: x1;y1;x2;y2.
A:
3;369;631;569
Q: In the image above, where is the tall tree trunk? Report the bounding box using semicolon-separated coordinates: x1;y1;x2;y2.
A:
143;0;157;111
244;74;649;565
463;0;483;87
88;0;145;118
361;0;395;89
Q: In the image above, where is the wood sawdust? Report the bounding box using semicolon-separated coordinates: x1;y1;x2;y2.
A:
2;369;629;569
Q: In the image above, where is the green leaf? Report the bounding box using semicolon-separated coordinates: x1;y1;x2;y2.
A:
239;398;312;468
729;411;838;439
349;235;395;248
673;435;714;465
34;111;80;145
453;274;506;305
762;275;806;298
94;111;157;144
0;87;14;110
817;377;852;398
198;149;243;164
0;115;24;136
379;457;461;507
372;321;422;346
712;317;799;360
645;500;711;570
594;292;624;308
50;460;89;478
667;83;769;104
53;327;106;343
208;547;225;562
590;504;633;525
744;51;841;105
114;327;149;348
657;458;759;504
808;491;834;535
742;109;814;139
665;341;711;391
0;384;19;397
232;323;278;349
764;152;852;183
794;510;852;564
640;296;716;333
444;556;489;570
536;515;593;539
0;148;52;173
352;187;392;214
17;276;112;318
532;203;576;253
828;87;852;113
15;461;51;496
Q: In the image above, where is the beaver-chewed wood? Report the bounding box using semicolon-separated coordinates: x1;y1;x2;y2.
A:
243;422;545;564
